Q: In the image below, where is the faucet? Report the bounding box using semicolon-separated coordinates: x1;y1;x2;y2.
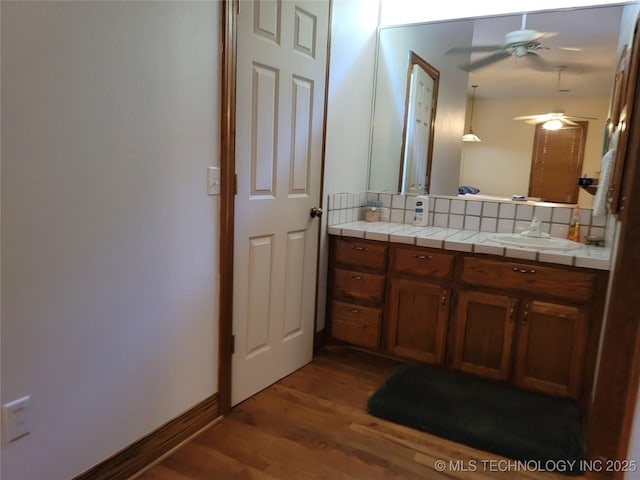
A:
521;217;546;238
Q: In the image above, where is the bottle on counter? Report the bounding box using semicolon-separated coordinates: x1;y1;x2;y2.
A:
413;195;430;226
567;207;580;242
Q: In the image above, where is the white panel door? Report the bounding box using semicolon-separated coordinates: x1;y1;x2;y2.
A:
233;0;329;405
403;64;434;193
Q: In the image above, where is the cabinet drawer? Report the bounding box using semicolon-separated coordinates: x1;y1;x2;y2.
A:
333;268;385;304
330;301;381;350
333;238;387;272
391;246;454;279
462;257;595;302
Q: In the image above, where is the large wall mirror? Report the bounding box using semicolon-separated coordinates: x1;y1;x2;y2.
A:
368;5;625;207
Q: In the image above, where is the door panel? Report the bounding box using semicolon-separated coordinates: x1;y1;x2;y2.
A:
452;290;517;380
233;0;328;405
513;301;587;399
529;122;587;203
386;278;448;364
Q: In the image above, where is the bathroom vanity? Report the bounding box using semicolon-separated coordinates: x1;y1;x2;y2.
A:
326;224;609;402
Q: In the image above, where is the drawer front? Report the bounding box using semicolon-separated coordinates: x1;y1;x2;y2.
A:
333;238;387;272
462;257;595;302
333;268;385;304
391;246;454;279
330;301;381;350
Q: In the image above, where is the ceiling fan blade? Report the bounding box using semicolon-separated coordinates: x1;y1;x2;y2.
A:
447;45;503;54
566;115;598;120
561;118;579;126
513;113;552;121
535;31;558;41
461;50;511;72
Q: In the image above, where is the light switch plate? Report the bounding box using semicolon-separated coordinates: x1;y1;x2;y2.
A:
207;167;221;196
3;395;31;442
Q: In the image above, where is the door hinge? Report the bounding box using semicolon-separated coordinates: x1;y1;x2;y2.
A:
231;334;235;355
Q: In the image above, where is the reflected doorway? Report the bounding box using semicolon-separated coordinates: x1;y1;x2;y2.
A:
399;51;439;194
529;122;588;204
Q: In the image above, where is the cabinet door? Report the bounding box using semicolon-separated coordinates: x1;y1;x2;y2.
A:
386;278;449;364
451;290;517;380
513;301;587;399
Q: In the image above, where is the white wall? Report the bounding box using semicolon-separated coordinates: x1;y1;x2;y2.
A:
460;96;610;207
317;0;379;331
1;2;220;479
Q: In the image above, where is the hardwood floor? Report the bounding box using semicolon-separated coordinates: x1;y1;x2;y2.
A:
137;347;584;480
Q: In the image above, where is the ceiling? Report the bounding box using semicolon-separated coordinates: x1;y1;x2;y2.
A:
465;5;625;99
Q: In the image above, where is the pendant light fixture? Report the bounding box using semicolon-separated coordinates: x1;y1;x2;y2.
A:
462;84;482;142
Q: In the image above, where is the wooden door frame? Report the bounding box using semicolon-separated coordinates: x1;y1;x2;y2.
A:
218;0;237;414
397;51;439;193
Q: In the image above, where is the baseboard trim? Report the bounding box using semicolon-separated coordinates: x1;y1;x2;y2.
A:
73;393;220;480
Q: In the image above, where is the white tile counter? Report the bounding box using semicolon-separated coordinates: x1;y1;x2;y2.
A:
328;221;612;270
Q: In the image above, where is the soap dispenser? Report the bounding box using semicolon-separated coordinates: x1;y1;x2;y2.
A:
567;207;580;242
413;195;430;226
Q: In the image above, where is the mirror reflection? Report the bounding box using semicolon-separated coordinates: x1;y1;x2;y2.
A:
368;5;624;208
399;51;439;194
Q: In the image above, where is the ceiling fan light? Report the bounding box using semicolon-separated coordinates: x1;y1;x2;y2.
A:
543;119;563;130
514;45;528;57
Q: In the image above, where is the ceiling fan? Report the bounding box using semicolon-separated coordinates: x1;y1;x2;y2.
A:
513;66;597;129
448;14;562;72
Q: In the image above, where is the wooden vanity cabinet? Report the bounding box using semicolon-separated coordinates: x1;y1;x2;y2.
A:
327;235;606;401
328;237;387;350
452;256;596;400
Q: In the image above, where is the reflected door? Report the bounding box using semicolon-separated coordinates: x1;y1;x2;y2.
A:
529;122;587;203
399;52;438;194
233;0;329;405
402;65;434;193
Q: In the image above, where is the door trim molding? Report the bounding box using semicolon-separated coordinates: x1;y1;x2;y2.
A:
218;0;237;414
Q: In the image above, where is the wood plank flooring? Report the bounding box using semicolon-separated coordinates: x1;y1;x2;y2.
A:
137;347;587;480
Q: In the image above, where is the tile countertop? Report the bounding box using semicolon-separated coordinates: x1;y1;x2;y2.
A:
327;221;612;271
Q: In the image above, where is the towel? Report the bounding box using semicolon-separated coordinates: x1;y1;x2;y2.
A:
592;147;616;217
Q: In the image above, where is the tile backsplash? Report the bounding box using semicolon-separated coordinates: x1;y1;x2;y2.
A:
326;191;613;244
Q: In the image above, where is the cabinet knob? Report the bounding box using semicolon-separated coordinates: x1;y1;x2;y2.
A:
509;301;517;322
351;274;365;280
353;245;368;251
414;254;433;260
513;267;536;274
349;308;360;314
